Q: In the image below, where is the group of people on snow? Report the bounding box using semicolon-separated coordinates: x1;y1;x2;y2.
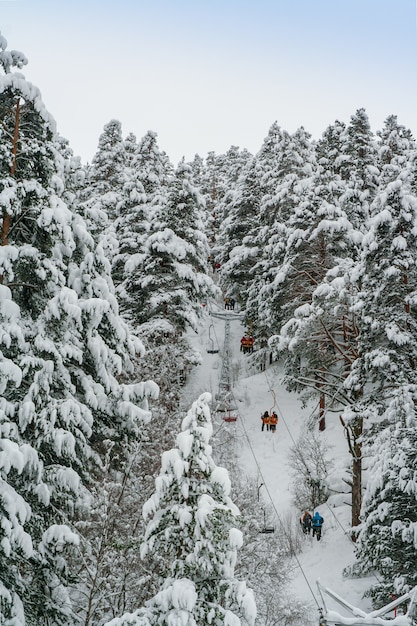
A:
261;410;278;432
300;510;324;540
240;334;255;353
224;295;235;310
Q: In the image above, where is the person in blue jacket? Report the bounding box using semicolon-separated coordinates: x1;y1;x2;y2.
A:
312;511;324;540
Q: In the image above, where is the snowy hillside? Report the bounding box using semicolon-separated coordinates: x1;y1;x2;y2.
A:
183;299;379;622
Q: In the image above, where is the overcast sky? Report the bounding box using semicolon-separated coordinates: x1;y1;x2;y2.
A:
2;0;417;165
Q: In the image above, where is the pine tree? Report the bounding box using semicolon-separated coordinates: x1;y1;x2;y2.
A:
266;115;380;524
105;393;256;626
111;136;150;312
135;130;173;201
233;123;289;352
0;34;158;624
355;397;417;607
79;119;128;266
89;119;126;196
130;162;217;333
339;108;379;232
352;122;417;592
217;156;262;307
268;121;354;424
245;126;316;357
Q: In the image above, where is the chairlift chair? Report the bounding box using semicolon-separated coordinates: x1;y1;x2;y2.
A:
206;324;219;354
259;508;275;534
257;487;275;534
222;406;238;422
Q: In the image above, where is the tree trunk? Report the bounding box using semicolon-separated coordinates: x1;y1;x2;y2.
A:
319;392;326;431
351;441;362;532
340;414;363;538
0;97;21;258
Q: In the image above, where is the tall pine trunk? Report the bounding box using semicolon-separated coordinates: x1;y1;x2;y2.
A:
0;97;20;251
340;414;363;538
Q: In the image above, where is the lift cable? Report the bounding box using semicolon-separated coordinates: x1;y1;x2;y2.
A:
232;382;323;613
207;309;321;605
209;309;365;610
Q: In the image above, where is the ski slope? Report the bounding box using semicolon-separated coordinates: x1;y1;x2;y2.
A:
183;301;376;622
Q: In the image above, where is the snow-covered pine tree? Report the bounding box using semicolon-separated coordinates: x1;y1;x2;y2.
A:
268;121;353;425
111;135;150;314
266;115;381;525
135;130;173;199
352;120;417;596
78;119;128;268
339;108;379;233
110;129;171;333
341;118;417;528
199;147;251;233
302;110;380;524
254;127;316;336
63;156;161;625
237;123;290;353
217;156;262;308
210;146;253;226
89;119;126;197
130;162;218;334
245;126;316;361
354;390;417;607
0;35;87;624
347;116;417;414
105;393;256;626
0;33;158;624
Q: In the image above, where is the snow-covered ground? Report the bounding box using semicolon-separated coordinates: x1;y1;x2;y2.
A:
182;299;379;623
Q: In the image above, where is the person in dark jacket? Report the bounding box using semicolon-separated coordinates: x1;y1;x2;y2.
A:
261;410;270;431
311;511;324;540
300;510;312;534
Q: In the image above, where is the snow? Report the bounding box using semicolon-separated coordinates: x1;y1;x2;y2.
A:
181;299;381;622
0;73;56;130
211;466;232;495
39;524;80;552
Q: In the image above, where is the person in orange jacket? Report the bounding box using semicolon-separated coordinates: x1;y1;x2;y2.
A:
261;410;270;431
269;411;278;432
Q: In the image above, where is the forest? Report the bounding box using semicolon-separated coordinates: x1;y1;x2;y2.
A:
0;32;417;626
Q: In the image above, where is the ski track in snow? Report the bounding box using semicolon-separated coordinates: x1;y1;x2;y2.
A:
183;300;376;620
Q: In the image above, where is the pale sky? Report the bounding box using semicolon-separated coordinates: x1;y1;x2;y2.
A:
2;0;417;165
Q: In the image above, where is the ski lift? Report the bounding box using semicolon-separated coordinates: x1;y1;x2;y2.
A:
240;334;255;354
217;397;238;422
222;405;238;422
257;484;275;534
207;323;219;354
259;509;275;534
